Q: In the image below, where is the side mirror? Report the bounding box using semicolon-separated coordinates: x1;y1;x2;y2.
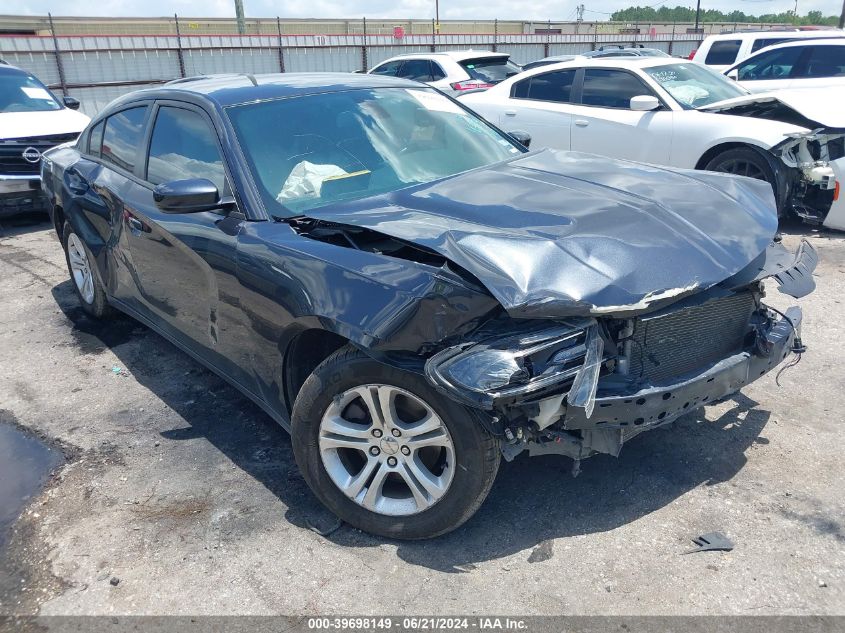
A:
726;69;739;81
63;96;81;110
508;130;531;148
630;95;660;111
153;178;222;213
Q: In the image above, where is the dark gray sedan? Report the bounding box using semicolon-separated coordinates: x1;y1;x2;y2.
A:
41;73;814;539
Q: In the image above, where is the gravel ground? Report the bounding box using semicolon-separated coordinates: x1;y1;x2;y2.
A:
0;215;843;616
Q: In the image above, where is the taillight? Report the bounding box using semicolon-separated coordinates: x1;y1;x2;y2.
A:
450;80;494;91
688;49;697;60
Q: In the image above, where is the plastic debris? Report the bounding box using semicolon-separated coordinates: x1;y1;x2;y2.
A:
683;532;734;554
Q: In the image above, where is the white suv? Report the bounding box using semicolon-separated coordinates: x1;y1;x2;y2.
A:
1;63;89;217
691;29;845;71
724;38;845;92
368;51;521;95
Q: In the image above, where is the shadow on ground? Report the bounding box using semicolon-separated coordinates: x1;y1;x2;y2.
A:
0;213;51;238
51;278;771;572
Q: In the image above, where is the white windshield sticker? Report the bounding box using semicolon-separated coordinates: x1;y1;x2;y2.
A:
406;89;464;114
22;87;53;100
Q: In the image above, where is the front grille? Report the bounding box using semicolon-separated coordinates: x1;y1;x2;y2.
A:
0;133;78;176
629;292;756;385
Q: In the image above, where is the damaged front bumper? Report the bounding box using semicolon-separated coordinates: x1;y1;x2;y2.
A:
552;305;801;458
423;240;815;464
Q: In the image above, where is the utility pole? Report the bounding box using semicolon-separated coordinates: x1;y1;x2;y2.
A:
234;0;246;35
694;0;701;32
435;0;440;33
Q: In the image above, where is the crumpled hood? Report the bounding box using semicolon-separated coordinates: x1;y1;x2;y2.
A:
304;150;779;318
698;88;845;130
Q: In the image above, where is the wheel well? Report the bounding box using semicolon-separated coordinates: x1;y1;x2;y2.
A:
284;329;350;411
53;204;65;239
695;142;754;170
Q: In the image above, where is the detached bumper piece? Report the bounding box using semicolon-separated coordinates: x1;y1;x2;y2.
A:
527;306;802;461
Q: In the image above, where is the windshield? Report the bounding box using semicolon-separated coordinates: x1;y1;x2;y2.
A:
227;87;523;216
460;57;522;83
0;71;62;113
645;62;747;109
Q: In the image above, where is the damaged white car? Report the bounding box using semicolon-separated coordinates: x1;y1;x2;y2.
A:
460;57;845;230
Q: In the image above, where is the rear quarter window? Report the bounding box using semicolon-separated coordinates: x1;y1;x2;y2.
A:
705;40;742;65
101;106;148;173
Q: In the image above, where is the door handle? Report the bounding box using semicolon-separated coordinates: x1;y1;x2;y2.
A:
504;110;516;116
575;119;589;127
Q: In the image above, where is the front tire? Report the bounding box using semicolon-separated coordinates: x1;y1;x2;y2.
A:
291;346;500;539
704;147;784;218
62;222;112;319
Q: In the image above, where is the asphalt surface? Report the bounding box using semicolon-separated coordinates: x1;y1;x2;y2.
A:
0;214;843;616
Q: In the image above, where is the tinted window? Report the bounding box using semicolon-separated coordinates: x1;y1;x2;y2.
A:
371;61;402;76
512;69;576;103
430;62;446;81
399;59;434;82
750;37;791;53
460;57;521;83
803;45;845;78
736;46;804;80
581;69;654;109
705;40;741;65
146;106;226;193
87;121;104;156
101;106;148;172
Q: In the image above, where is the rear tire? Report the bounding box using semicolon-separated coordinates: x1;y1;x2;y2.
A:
291;345;500;539
62;222;112;319
704;147;784;218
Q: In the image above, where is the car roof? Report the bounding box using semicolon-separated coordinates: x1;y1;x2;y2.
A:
752;37;845;49
704;29;844;42
121;72;425;108
381;50;507;63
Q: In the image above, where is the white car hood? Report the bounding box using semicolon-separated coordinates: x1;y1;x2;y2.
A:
0;108;90;140
698;89;845;129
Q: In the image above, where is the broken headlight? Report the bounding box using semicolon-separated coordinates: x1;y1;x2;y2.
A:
424;319;603;409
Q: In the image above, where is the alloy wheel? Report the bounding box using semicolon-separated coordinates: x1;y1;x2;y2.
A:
67;233;95;305
318;384;455;516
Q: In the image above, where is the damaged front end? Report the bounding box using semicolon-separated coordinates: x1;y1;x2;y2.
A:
424;238;817;465
772;130;842;224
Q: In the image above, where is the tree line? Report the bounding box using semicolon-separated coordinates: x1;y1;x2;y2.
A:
609;6;840;26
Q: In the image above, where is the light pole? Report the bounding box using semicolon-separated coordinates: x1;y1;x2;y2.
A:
839;0;844;29
694;0;701;32
435;0;440;32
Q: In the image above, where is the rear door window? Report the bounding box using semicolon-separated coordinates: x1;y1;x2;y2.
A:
512;69;577;103
398;59;434;82
803;45;845;78
101;106;148;173
146;106;226;193
705;40;742;65
581;69;655;109
460;57;521;83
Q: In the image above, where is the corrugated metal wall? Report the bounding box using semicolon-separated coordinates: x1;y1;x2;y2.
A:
0;32;705;117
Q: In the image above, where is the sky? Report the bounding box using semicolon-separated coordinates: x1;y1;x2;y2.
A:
2;0;842;22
